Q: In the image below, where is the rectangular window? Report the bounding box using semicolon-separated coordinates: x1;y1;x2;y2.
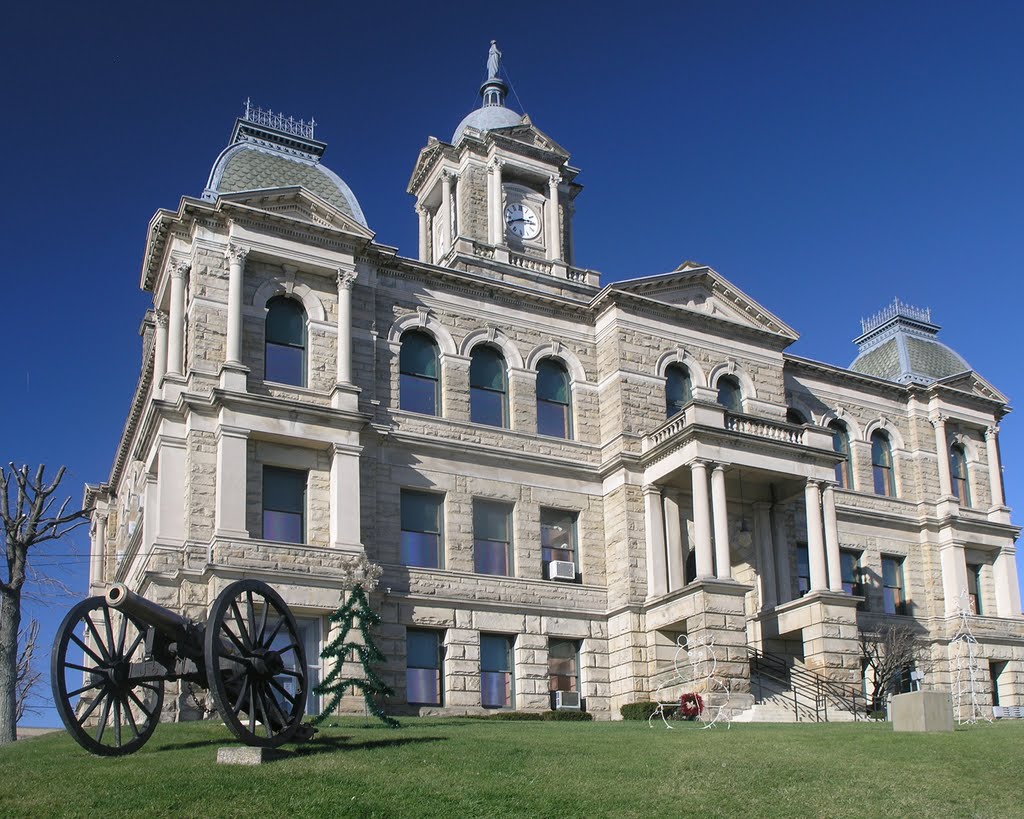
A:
548;639;580;694
796;544;810;597
882;556;908;615
400;490;443;569
406;629;444;706
480;634;514;708
967;564;983;616
840;550;864;600
474;500;513;576
262;466;306;544
541;508;578;579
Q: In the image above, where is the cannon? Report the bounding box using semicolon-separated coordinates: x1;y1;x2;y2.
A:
51;579;311;756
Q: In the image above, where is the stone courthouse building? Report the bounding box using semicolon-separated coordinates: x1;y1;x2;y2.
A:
86;45;1022;720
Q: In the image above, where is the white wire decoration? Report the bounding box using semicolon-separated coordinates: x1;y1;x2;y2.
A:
649;634;731;730
950;588;992;725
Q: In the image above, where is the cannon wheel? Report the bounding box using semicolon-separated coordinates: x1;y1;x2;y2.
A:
204;579;308;747
51;597;165;756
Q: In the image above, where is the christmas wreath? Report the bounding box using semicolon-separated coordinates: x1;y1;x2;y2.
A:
679;692;705;720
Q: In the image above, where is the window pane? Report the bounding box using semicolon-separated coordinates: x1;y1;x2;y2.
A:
475;539;510;575
537;360;569;403
884;588;898;615
401;491;441;534
406;668;441;705
266;298;306;345
407;631;440;669
470;388;505;427
480;635;511;672
470;347;506;391
400;332;438;378
474;501;509;542
666;365;691;417
400;532;440;568
400;374;437;415
263;510;303;543
481;672;511;708
882;558;898;587
549;640;578;692
717;378;741;412
263;467;305;513
265;343;304;385
538;401;568;438
796;545;810;596
542;509;576;564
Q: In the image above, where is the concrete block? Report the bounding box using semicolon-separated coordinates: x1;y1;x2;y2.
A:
217;746;286;765
891;691;954;733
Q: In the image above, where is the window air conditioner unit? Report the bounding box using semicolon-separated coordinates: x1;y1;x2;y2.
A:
555;690;581;710
549;561;576;581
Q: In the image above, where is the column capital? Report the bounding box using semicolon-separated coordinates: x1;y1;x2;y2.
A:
929;414;949;430
226;244;250;265
985;424;1000;440
489;157;505;171
441;168;458;182
154;310;168;328
806;476;822;489
169;257;191;278
337;268;358;290
415;203;428;217
641;483;662;497
548;174;561;188
712;463;728;475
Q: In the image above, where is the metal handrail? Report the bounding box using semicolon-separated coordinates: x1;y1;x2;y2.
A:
748;647;866;722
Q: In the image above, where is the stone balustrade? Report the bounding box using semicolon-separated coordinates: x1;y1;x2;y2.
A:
725;413;805;444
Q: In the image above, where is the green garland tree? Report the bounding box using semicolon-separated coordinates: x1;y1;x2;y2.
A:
313;583;400;728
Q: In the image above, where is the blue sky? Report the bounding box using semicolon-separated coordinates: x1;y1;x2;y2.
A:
2;2;1022;726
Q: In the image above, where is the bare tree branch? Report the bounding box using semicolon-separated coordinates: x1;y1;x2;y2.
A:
15;620;41;723
860;624;931;709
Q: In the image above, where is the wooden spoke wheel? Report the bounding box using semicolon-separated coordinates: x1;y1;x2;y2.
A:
51;597;164;757
204;579;308;747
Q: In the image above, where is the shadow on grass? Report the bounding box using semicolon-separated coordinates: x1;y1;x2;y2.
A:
292;735;445;756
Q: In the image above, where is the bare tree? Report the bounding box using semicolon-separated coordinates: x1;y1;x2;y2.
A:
860;624;930;710
0;465;88;744
15;619;41;722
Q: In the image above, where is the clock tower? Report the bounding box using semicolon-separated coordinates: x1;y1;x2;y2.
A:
408;42;591;286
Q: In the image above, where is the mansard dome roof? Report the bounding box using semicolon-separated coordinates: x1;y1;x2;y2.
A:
849;300;970;385
452;104;524;142
203;103;367;227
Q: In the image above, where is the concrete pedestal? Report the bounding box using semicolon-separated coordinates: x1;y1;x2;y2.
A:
890;691;954;733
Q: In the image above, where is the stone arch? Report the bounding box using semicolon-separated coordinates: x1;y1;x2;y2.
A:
459;327;525;369
388;311;458;357
707;360;758;401
949;431;981;464
525;342;588;383
819;406;863;441
655;347;707;388
863;417;906;451
251;278;326;323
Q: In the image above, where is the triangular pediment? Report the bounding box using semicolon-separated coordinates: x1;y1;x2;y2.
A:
216;187;375;240
934;371;1009;404
614;263;799;340
492;119;570;158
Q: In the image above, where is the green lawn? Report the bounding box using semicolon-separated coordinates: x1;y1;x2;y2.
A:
2;718;1021;818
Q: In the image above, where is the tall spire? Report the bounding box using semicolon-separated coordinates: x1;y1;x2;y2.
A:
480;40;509;108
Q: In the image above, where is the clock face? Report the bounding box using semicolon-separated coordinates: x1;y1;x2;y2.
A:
504;202;540;240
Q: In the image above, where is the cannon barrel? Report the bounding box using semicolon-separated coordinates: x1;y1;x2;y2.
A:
105;583;201;650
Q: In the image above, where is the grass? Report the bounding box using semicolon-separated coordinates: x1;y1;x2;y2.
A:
2;718;1022;818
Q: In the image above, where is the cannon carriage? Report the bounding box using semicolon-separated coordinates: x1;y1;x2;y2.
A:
51;579;313;756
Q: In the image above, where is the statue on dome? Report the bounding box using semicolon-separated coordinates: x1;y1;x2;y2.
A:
487;40;501;80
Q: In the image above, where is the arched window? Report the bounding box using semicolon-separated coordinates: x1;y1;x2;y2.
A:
950;443;971;506
871;431;896;497
716;375;742;413
470;345;508;427
265;297;307;386
829;420;852;489
400;330;440;415
537;358;571;439
665;364;692;419
786;408;807;425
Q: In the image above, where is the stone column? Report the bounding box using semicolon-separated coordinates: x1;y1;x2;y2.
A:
643;485;668;597
336;267;357;385
711;464;731;579
939;543;969;615
753;502;777;609
166;259;189;377
330;443;362;547
440;171;454;255
453;172;462;240
985;426;1005;506
153;311;168;389
546;174;561;261
772;504;792;603
932;415;953;498
89;512;107;589
225;244;248;366
804;480;827;592
416;205;428;262
489;158;503;245
994;548;1022;618
663;490;686;591
822;483;843;593
691;462;714;579
214;426;249;538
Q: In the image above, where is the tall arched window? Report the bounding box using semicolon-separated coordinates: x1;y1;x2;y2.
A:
537;358;571;439
665;364;692;419
871;431;896;497
716;375;742;413
400;330;440;415
830;420;852;489
950;443;971;506
470;345;508;427
265;297;307;386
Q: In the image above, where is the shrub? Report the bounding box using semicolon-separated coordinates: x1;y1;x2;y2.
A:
620;701;659;721
486;711;545;721
542;710;593;721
